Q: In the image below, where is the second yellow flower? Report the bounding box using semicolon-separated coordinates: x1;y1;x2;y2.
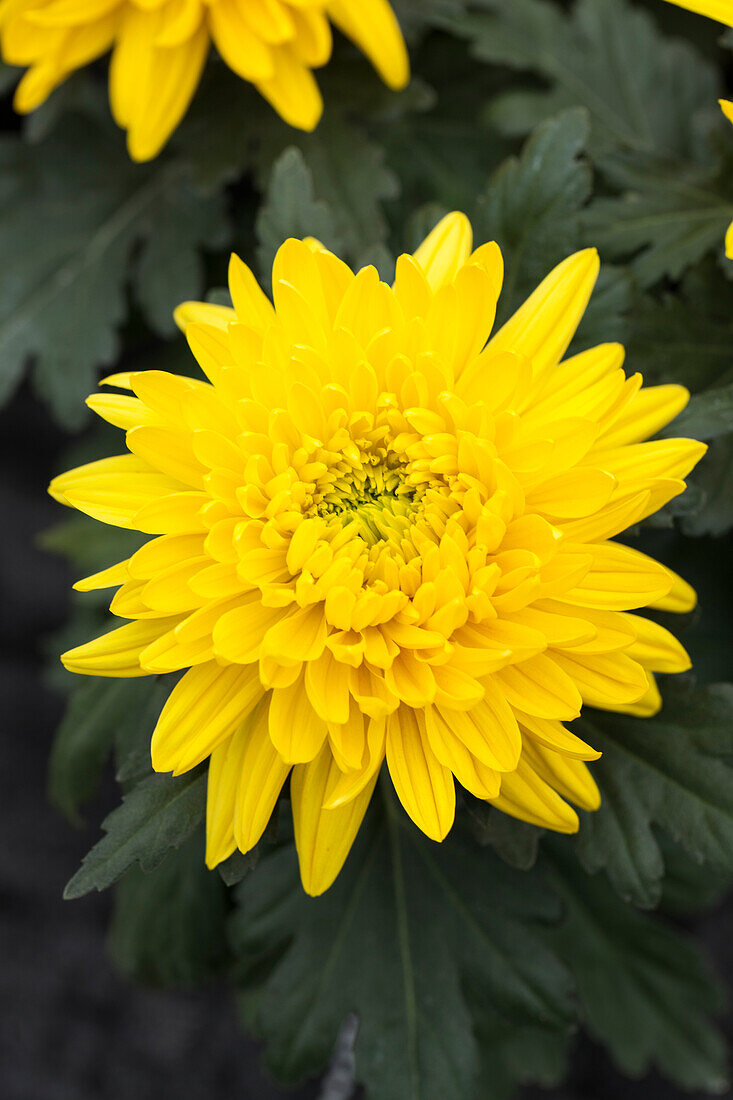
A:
0;0;409;160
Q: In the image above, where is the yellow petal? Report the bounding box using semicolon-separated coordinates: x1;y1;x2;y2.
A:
385;707;455;841
521;740;600;812
561;541;674;611
174;300;236;333
73;559;131;592
126;28;208;161
598;384;690;447
324;718;387;808
292;745;377;896
212;596;287;663
229;252;276;330
622;614;691;673
551;650;649;709
439;680;521;771
256;42;322;130
261;604;327;663
151;661;263;775
205;732;242;868
61;618;173;676
268;677;328;763
496;653;583;721
663;2;732;29
424;707;501;799
489;754;579;833
487;249;600;379
49;455;186;528
517;713;601;761
411;211;473;291
648;566;697;613
327;0;409;90
233;700;291;852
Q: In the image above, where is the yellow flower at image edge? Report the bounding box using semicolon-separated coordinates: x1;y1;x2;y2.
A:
663;0;732;27
50;213;706;896
721;99;733;258
0;0;409;161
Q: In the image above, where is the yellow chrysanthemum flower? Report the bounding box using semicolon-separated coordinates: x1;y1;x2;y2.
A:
662;0;732;26
0;0;408;162
50;213;706;896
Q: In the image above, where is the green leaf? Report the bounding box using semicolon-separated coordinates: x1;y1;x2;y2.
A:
665;383;733;442
255;147;341;286
574;679;733;908
254;117;399;274
64;768;206;899
471;1011;569;1100
40;515;146;576
472;108;592;322
581;149;733;287
626;262;733;392
0;110;227;426
447;0;719;164
48;676;163;823
465;800;541;870
113;677;171;785
548;841;728;1093
230;793;573;1100
381;41;513;219
217;846;261;887
659;834;732;917
680;436;733;537
109;833;228;986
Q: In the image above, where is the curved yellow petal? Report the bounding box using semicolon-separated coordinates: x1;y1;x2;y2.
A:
292;745;377;896
487;248;600;379
385;707;455;841
151;660;263;774
233;700;291;853
327;0;409;90
412;211;474;291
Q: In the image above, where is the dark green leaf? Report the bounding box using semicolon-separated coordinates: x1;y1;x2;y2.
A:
471;1010;569;1100
48;676;165;823
217;846;261;887
659;834;732;917
447;0;719;164
473;108;592;322
548;841;728;1093
64;769;206;899
40;515;146;575
626;262;733;392
230;794;573;1100
680;436;733;537
575;679;733;907
109;833;228;986
666;383;733;442
582;149;733;287
255;147;341;286
466;800;541;870
0;111;227;426
254;117;398;272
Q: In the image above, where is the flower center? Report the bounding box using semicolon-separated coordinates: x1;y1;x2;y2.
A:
315;455;418;547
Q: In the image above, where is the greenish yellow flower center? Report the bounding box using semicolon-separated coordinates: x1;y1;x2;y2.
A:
315;454;417;546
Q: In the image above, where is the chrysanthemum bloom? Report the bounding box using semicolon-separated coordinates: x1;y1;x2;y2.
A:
0;0;408;162
50;213;705;895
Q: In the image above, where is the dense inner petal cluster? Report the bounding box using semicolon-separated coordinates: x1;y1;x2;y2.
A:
0;0;409;160
50;213;705;895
